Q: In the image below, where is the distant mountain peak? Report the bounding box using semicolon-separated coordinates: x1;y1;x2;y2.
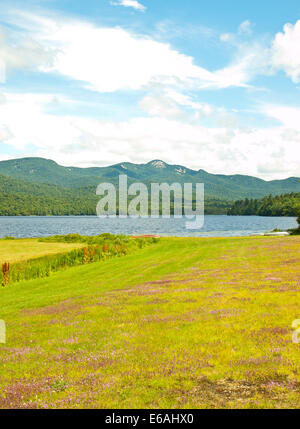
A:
149;160;167;169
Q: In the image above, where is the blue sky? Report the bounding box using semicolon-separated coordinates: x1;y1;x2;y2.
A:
0;0;300;179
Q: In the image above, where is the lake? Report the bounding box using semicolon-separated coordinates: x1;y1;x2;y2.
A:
0;215;297;238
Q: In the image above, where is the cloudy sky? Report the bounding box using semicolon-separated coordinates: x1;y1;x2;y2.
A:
0;0;300;179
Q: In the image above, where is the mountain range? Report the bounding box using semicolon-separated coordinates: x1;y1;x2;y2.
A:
0;157;299;199
0;157;299;216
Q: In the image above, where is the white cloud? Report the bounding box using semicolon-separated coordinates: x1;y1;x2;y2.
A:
0;25;55;82
45;19;254;92
31;118;300;179
264;104;300;130
0;93;79;151
221;20;253;43
139;94;185;120
220;33;232;42
0;123;13;141
1;91;300;179
49;23;214;92
272;20;300;82
111;0;146;12
238;20;253;35
1;11;261;93
139;89;214;120
164;90;205;110
155;20;215;41
218;22;273;85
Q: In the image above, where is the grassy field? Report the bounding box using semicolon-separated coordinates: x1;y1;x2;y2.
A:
0;235;300;409
0;239;85;264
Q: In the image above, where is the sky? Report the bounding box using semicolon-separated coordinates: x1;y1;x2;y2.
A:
1;0;300;179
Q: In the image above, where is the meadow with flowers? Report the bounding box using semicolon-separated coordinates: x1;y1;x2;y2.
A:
0;235;300;408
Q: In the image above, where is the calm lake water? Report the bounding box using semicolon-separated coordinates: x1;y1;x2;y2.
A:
0;215;297;238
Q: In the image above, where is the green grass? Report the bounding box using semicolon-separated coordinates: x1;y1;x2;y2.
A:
0;238;85;264
0;234;158;287
0;236;300;408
